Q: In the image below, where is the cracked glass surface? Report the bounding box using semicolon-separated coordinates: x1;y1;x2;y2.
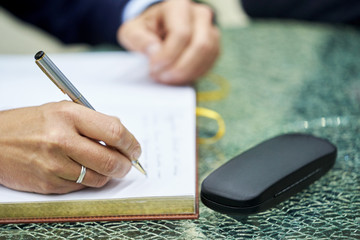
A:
1;21;359;239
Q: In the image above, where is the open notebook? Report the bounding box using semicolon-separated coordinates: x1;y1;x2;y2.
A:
0;52;197;223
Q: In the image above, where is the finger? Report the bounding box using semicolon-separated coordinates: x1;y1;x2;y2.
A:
154;5;220;84
33;173;85;194
77;166;111;187
151;46;218;85
149;0;193;73
39;178;85;194
187;42;220;80
63;134;132;178
57;157;112;187
118;19;162;56
72;105;142;162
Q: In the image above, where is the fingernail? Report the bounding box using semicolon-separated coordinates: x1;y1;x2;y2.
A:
146;43;161;56
132;146;142;160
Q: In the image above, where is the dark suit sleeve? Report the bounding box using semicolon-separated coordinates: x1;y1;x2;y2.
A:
1;0;131;45
241;0;360;25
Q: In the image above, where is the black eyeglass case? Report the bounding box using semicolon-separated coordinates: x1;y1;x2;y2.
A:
201;133;337;214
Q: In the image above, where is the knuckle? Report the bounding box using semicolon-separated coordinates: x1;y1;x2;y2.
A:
196;4;213;19
93;176;110;188
194;39;213;54
40;129;70;152
127;137;137;152
39;160;61;180
50;101;76;117
47;162;63;177
38;102;77;152
102;155;119;176
174;27;191;42
107;117;134;151
54;101;79;123
108;117;125;142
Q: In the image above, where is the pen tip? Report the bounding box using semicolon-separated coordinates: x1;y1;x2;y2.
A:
132;160;147;176
35;51;44;60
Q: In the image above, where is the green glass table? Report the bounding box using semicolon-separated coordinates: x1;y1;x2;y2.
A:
1;20;359;239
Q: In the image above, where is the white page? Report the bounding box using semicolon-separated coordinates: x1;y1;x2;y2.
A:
0;52;196;203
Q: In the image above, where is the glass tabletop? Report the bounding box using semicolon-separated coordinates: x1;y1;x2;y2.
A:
1;20;359;239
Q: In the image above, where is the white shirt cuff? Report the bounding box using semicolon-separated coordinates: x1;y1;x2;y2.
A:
122;0;163;22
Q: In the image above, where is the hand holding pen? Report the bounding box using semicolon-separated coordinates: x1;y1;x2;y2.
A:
0;99;144;194
0;51;145;194
35;51;146;178
28;51;146;191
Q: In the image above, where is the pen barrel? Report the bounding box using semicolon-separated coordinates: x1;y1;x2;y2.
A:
35;53;95;110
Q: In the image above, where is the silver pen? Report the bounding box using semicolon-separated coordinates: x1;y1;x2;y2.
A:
35;51;147;176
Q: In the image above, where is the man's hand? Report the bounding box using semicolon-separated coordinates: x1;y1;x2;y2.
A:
118;0;220;85
0;101;141;194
